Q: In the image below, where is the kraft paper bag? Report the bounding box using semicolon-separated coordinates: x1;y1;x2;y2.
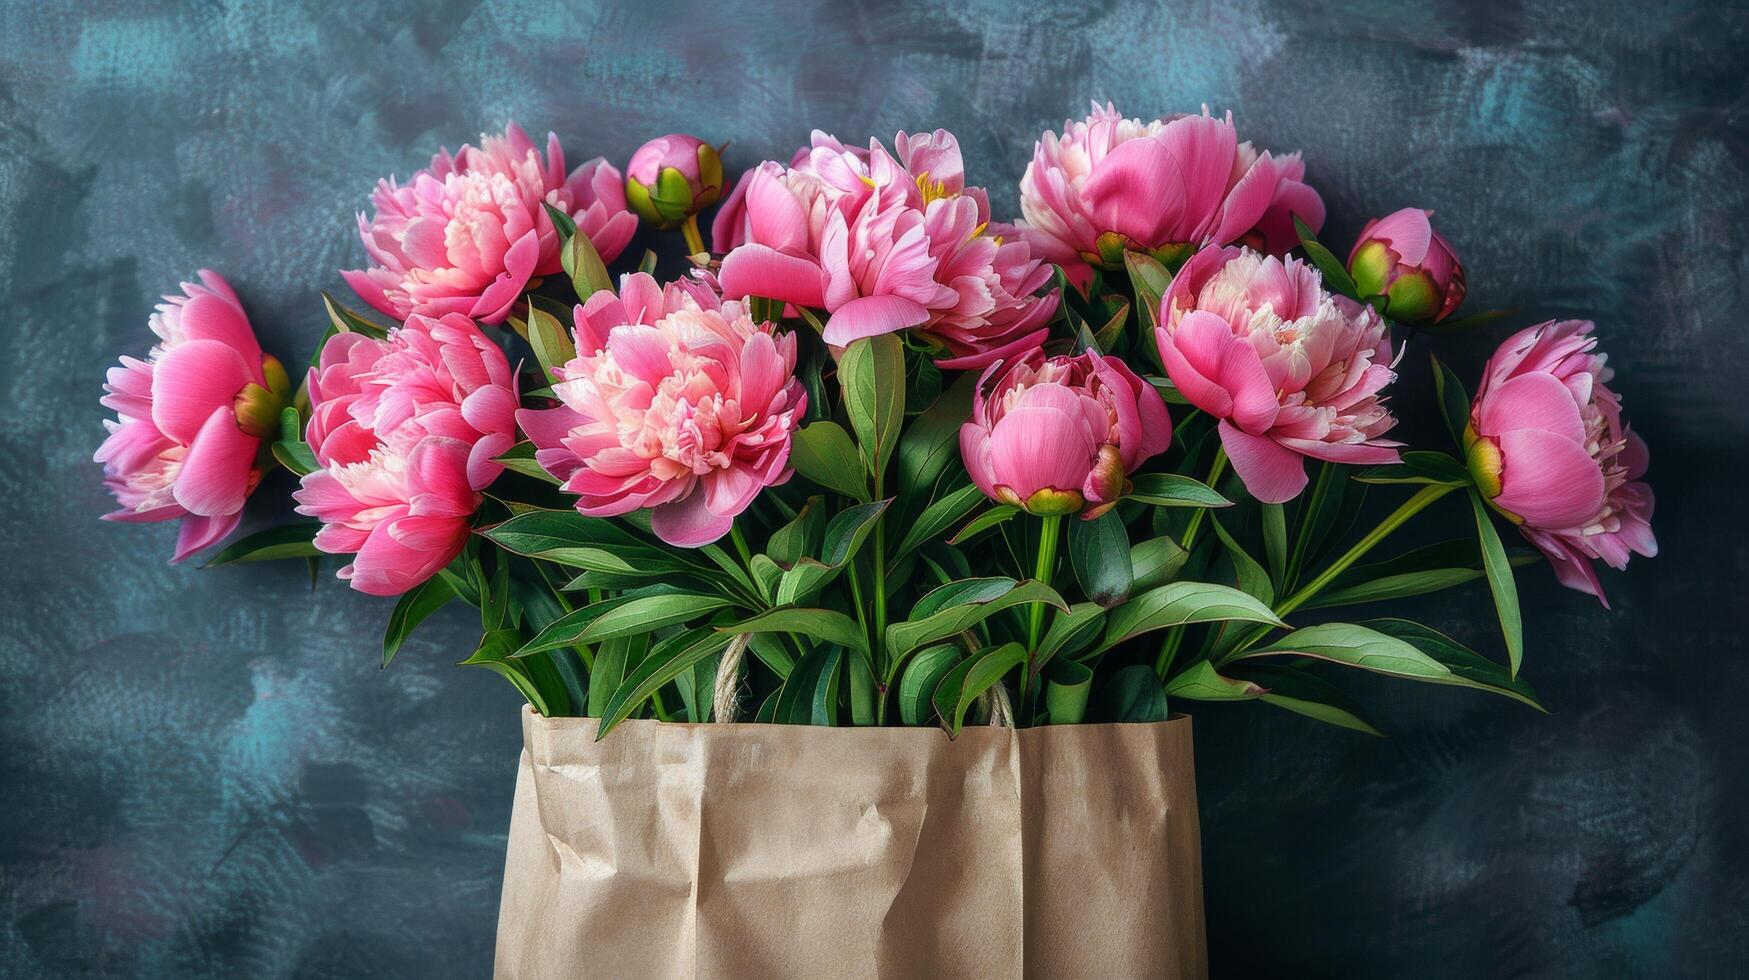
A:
495;708;1205;979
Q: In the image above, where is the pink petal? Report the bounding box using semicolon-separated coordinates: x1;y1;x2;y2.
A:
173;407;259;517
176;292;262;365
468;228;542;324
820;295;930;347
650;491;734;547
1493;428;1606;529
171;511;241;564
718;244;827;309
1218;421;1306;504
1478;373;1586;444
150;339;253;445
989;404;1098;499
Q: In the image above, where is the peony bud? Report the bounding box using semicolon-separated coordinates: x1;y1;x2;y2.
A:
625;134;727;230
1347;208;1466;324
960;349;1171;520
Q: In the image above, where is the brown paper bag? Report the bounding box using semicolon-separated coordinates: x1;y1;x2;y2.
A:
495;707;1205;979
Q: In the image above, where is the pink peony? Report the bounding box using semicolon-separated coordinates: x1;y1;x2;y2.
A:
1467;320;1656;605
1348;207;1466;324
293;313;518;596
714;129;1058;368
1156;246;1400;504
517;273;806;547
959;348;1171;519
342;123;638;326
96;270;286;562
1017;103;1325;275
625;133;728;228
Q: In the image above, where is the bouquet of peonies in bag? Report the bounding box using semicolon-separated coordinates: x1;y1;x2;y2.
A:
97;107;1657;976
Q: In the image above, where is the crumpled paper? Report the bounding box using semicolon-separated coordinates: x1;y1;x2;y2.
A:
495;708;1204;978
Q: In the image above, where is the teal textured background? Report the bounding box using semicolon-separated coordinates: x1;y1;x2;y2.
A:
3;0;1746;975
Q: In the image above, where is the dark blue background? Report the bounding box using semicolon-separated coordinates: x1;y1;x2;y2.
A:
4;1;1746;975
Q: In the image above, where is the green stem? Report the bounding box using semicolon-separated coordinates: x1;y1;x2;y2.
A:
1225;483;1459;658
680;214;705;257
1179;447;1228;552
1025;515;1062;652
1022;514;1061;707
1284;461;1335;593
1155;627;1185;680
1276;483;1457;618
871;473;889;678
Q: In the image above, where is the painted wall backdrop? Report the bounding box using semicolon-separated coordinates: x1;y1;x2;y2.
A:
3;0;1745;976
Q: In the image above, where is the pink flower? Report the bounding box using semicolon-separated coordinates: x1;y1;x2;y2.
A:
959;348;1171;519
1016;103;1325;274
1348;208;1467;324
1156;246;1400;504
625;133;728;228
342;123;638;326
96;270;286;562
517;274;806;547
714;129;1057;368
1466;320;1656;605
293;313;518;596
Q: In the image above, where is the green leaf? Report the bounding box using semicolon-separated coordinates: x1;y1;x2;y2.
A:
1163;661;1265;701
1469;490;1524;676
381;574;455;667
587;635;636;717
839;334;906;480
574;592;735;643
1045;660;1094;724
1128;473;1232;508
1294;215;1358;298
1099;582;1285;652
320;291;390;339
884;578;1067;667
1130;536;1189;590
1123;251;1173;329
767;496;825;566
1431;354;1472;449
1261;502;1288;589
596;628;734;736
525;301;577;381
1068;509;1133;608
897;371;977;504
775;646;842;725
1306;569;1493;609
1208;516;1273;608
1362;618;1544;710
1094;664;1174;720
200;523;322;567
485;510;700;575
725;607;870;665
949;504;1019;545
776;499;890;605
1223;663;1382;735
790;421;871;501
897;643;962;725
1225;622;1452;680
471;660;551;716
894;482;984;558
272;439;319;477
514;586;681;656
932;642;1025;735
1038;602;1106;668
1355;451;1471;487
493;442;561;485
544;202;613;300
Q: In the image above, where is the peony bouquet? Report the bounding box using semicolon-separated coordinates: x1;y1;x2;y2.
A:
98;108;1657;736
